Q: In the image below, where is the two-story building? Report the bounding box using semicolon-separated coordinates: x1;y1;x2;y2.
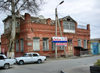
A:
1;13;90;57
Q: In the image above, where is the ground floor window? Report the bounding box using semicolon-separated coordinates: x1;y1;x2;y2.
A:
78;39;81;47
20;39;24;52
43;38;49;51
52;42;56;50
33;38;40;51
16;40;19;52
60;46;64;50
84;40;87;49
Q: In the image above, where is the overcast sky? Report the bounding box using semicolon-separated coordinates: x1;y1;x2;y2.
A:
0;0;100;39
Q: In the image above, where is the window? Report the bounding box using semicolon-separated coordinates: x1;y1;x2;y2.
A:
52;42;56;50
60;46;64;50
20;39;24;52
43;38;49;51
84;40;87;49
70;22;75;30
16;22;20;27
78;39;81;47
33;54;38;56
0;56;4;60
33;38;40;51
68;39;72;44
16;40;19;52
63;21;75;33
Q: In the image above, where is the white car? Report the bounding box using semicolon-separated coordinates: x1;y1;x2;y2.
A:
15;53;46;65
0;54;15;69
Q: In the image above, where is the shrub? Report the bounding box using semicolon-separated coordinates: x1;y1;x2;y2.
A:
94;59;100;66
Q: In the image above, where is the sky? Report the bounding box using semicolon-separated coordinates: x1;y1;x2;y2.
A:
0;0;100;39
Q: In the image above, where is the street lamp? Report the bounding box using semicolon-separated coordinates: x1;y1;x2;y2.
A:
55;0;64;59
55;0;64;36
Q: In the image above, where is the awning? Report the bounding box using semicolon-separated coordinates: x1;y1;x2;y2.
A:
74;46;88;51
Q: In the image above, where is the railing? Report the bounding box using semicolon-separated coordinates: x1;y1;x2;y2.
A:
77;25;87;29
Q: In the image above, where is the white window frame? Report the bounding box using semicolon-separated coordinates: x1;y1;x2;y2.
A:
43;38;49;51
83;40;87;49
78;39;82;47
33;38;40;51
63;21;75;33
20;39;24;52
16;40;19;52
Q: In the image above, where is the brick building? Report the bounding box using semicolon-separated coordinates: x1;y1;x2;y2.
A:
1;13;90;57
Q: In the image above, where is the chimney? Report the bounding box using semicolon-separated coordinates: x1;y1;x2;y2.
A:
87;24;90;30
60;19;63;26
25;13;31;22
46;18;51;25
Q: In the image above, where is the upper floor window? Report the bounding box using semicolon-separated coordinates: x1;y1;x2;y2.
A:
4;20;11;30
16;22;20;27
63;21;75;33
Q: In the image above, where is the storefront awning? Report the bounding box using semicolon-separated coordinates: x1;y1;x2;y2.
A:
74;46;88;51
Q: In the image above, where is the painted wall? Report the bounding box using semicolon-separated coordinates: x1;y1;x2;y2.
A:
91;42;99;55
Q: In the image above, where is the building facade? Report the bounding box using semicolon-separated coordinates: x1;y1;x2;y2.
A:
1;13;90;57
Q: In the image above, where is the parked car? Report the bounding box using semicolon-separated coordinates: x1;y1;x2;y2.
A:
15;52;46;65
0;54;15;69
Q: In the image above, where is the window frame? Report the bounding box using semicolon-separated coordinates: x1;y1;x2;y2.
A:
33;38;40;51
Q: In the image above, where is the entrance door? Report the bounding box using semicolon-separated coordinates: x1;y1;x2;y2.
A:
92;43;98;55
68;39;73;56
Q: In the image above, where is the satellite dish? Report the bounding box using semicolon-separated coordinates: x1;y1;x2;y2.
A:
38;15;45;19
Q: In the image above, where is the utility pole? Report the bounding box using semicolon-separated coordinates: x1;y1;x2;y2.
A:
55;8;58;59
55;1;64;59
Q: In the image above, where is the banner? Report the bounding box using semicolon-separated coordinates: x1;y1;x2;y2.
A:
52;37;67;46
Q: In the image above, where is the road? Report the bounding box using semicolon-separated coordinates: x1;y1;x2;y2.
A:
0;55;100;73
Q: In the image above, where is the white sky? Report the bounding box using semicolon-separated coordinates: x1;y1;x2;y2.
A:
0;0;100;39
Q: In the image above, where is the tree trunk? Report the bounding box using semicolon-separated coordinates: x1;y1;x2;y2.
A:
7;0;16;58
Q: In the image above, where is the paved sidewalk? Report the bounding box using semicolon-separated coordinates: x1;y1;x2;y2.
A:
46;54;93;61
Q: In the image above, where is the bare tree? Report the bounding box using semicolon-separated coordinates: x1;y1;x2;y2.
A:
0;0;44;58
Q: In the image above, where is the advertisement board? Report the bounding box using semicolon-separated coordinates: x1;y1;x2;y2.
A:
52;37;67;46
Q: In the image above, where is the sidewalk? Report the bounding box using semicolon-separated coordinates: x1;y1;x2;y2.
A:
46;54;93;61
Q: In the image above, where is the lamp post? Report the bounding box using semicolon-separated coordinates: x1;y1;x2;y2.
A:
55;0;64;59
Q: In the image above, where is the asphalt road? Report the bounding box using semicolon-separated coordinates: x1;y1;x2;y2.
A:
0;55;100;73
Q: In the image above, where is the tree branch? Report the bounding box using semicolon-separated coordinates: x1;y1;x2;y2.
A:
15;0;20;6
17;0;27;12
0;1;11;12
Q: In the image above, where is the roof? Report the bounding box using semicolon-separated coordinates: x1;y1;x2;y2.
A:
61;16;77;23
3;13;77;25
91;38;100;41
31;17;55;25
3;15;24;22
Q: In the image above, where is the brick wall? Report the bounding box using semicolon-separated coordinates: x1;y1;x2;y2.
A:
1;13;90;57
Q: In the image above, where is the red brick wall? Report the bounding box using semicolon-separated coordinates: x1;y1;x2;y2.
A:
1;13;90;57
